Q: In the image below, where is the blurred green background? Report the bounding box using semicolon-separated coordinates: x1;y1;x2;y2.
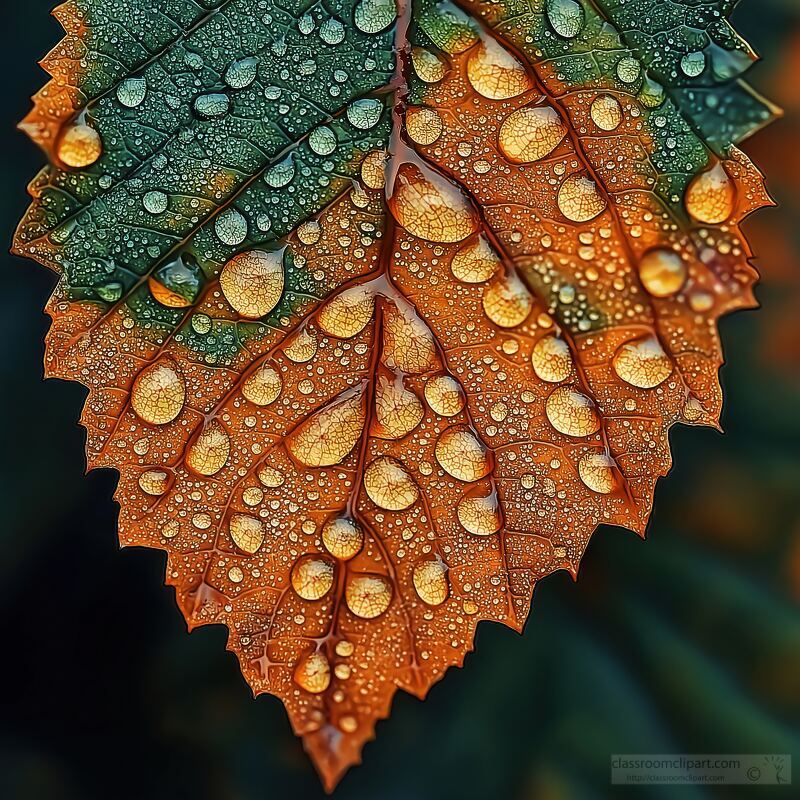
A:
1;1;798;798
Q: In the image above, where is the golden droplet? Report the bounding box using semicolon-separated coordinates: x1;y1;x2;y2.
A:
374;376;424;439
531;334;572;382
361;149;388;189
466;38;531;100
283;327;318;362
412;559;449;606
57;122;102;168
498;106;566;162
685;162;735;224
148;277;193;308
220;250;284;318
424;374;465;417
131;361;185;425
557;174;606;222
318;285;375;338
545;386;601;437
229;514;265;553
405;106;443;146
612;335;672;388
287;389;365;468
457;491;502;536
577;452;618;494
294;651;331;694
435;427;491;482
451;235;500;283
242;362;282;406
364;457;419;510
321;516;363;560
138;470;169;496
339;715;358;733
382;302;437;374
411;46;447;83
638;248;687;297
345;574;393;619
291;555;335;601
589;94;623;131
186;419;231;476
483;272;533;328
335;639;354;657
258;469;285;493
390;162;477;243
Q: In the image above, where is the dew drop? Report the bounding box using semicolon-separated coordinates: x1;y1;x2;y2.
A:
318;285;375;338
374;377;424;439
382;302;437;374
214;208;248;246
637;248;687;297
578;453;618;494
257;465;285;488
557;174;606;222
138;470;169;496
612;335;672;388
546;0;585;38
482;271;533;328
364;457;419;510
355;0;397;33
291;556;335;601
411;47;447;83
186;419;230;476
193;92;230;119
230;514;265;553
224;56;258;89
143;190;168;214
405;106;443;146
457;490;502;535
347;98;383;129
345;574;392;618
322;516;363;560
545;386;601;437
424;375;465;417
466;37;531;100
451;235;500;283
498;105;566;163
684;162;735;224
117;77;147;108
294;652;330;693
242;362;282;405
309;125;338;156
149;253;204;308
132;361;185;425
412;559;449;606
57;123;102;168
531;334;572;382
220;249;284;318
435;427;491;482
589;94;623;131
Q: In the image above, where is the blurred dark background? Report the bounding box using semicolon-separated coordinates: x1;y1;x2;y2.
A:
1;1;798;798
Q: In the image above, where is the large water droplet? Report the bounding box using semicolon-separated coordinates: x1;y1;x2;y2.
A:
405;106;443;146
58;122;102;168
412;559;449;606
193;92;230;119
424;375;465;417
291;556;335;600
374;376;424;439
382;301;437;374
389;162;477;243
214;208;248;246
637;248;687;297
132;361;185;425
545;385;601;437
309;125;338;156
354;0;397;33
347;98;383;129
612;335;672;388
220;249;284;318
684;162;735;224
242;362;282;406
117;77;147;108
411;46;447;83
345;574;392;618
294;651;330;693
287;389;366;468
557;174;606;222
457;490;502;535
482;271;533;328
577;452;618;494
138;470;169;497
322;516;363;560
466;37;531;100
149;253;204;308
318;285;375;338
224;57;258;89
364;456;419;510
435;427;491;482
186;419;231;476
589;94;623;131
546;0;584;38
498;105;566;163
531;334;572;383
229;514;265;553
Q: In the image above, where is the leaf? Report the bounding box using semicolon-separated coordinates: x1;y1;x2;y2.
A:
15;0;774;789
